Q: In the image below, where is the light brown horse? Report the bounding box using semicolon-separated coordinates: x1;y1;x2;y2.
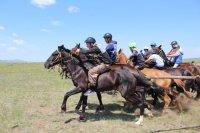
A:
115;49;128;64
116;49;192;112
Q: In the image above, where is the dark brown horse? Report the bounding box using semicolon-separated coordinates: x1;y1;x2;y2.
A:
44;45;152;125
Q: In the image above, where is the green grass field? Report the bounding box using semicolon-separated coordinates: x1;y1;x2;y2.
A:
0;63;200;133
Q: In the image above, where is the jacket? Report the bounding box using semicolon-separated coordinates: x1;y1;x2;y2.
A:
80;45;112;64
106;40;117;64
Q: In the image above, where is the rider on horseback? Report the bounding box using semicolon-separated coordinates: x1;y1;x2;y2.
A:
128;42;145;69
143;46;151;59
167;41;184;68
104;33;117;64
150;42;157;53
77;37;112;88
144;49;164;69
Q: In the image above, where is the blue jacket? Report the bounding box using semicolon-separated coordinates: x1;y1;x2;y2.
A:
172;54;183;64
106;40;117;64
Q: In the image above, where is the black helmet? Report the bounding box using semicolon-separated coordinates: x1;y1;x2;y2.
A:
103;33;112;38
85;37;96;43
171;41;178;45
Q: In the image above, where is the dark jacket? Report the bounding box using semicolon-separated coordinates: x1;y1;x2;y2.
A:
130;50;145;66
80;45;112;64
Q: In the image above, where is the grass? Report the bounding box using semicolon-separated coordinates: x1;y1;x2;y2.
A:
0;63;200;133
183;58;200;63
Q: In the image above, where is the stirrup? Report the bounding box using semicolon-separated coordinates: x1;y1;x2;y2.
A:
84;89;95;96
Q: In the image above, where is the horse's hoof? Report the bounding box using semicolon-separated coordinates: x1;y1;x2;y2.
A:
162;109;169;114
60;110;66;114
79;115;87;122
96;106;105;112
75;106;81;111
135;121;143;126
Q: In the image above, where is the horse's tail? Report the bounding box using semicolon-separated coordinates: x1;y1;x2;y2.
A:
174;79;193;98
195;76;200;98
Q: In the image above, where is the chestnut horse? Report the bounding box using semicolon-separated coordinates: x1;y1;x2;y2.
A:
116;49;193;112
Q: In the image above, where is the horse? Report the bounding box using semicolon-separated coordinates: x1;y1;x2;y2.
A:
116;49;193;112
153;45;200;76
154;45;200;97
44;45;152;125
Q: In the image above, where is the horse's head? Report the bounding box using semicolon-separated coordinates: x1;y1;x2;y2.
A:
71;43;80;55
116;49;128;64
152;45;162;54
44;50;61;69
44;45;71;69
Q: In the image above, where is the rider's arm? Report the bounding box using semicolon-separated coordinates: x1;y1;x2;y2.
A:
80;47;101;54
144;55;153;63
167;50;181;57
106;43;114;52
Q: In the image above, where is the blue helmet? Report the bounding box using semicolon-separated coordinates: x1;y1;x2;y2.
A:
103;33;112;38
171;41;178;45
150;42;157;47
85;37;96;43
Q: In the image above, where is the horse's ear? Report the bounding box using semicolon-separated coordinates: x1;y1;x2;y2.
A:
58;45;64;51
118;48;122;54
158;45;162;49
77;43;80;48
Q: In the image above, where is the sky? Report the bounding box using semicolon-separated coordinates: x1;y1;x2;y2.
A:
0;0;200;62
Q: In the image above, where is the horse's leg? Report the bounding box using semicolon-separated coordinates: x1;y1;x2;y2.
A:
79;95;87;121
135;88;152;125
75;92;84;111
162;92;171;113
61;87;82;113
96;91;104;112
119;85;147;125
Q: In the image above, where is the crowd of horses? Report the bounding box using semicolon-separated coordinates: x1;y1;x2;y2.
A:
44;44;200;125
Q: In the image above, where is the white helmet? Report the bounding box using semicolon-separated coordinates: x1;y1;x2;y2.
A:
144;46;149;50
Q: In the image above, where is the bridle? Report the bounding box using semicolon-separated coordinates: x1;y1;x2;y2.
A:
50;51;62;66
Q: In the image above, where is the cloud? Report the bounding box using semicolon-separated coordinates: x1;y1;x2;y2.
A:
8;46;17;51
12;32;18;37
51;20;60;26
67;6;80;13
31;0;56;8
41;28;51;32
0;26;5;30
13;39;26;45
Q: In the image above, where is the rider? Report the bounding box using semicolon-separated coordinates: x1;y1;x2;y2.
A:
78;37;112;89
128;42;145;69
144;49;164;69
150;42;157;53
103;33;117;64
143;46;151;59
167;41;183;68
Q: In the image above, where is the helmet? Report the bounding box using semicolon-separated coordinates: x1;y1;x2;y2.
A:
144;51;152;56
103;33;112;38
171;41;178;45
85;37;96;43
144;46;149;50
128;42;137;48
150;42;157;47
